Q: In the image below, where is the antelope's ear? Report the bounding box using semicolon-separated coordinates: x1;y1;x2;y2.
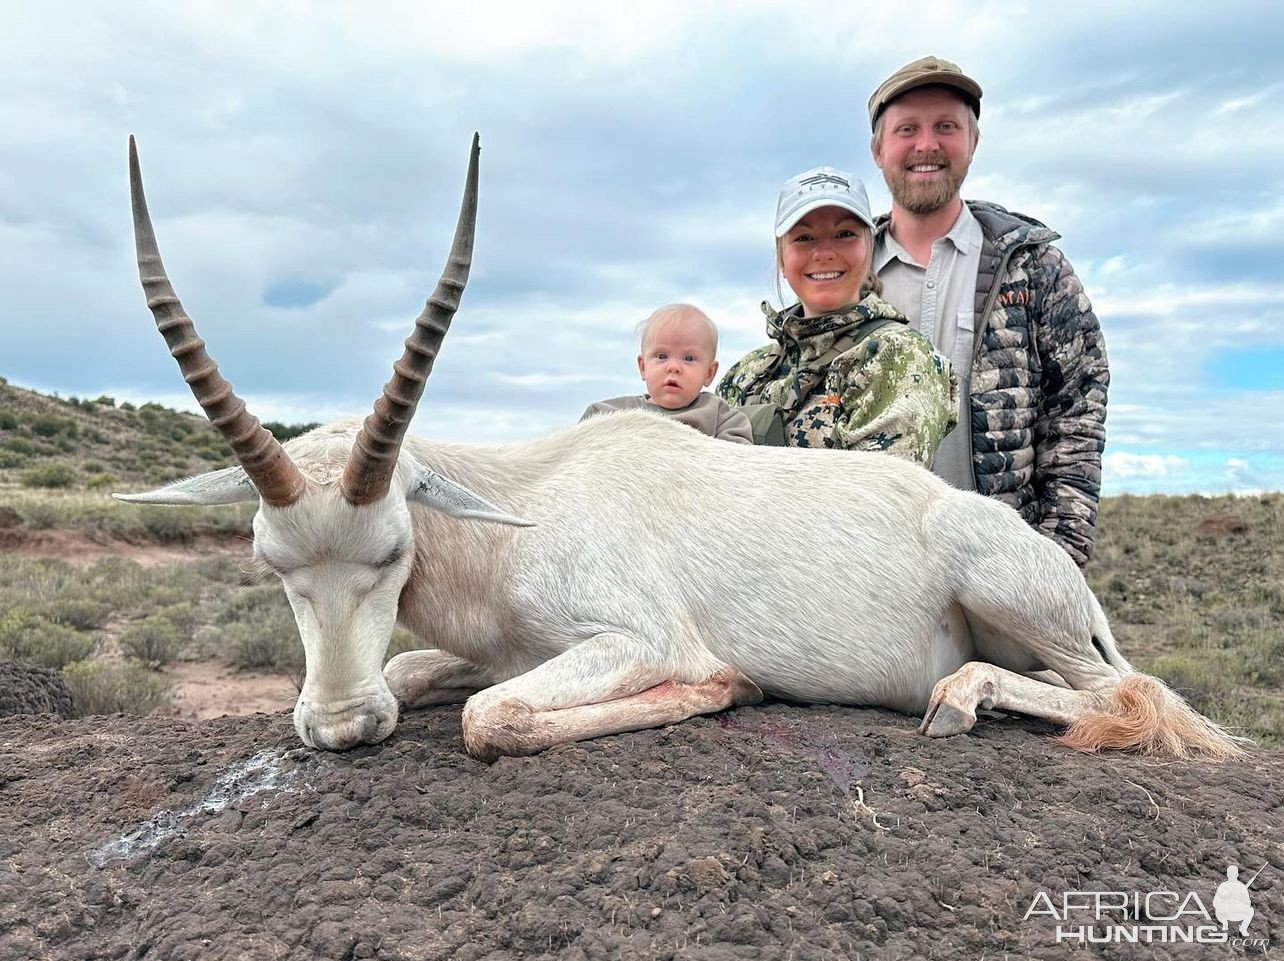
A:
405;462;534;528
113;466;260;506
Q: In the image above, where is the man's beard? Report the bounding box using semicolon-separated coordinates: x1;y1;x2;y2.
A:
885;150;969;215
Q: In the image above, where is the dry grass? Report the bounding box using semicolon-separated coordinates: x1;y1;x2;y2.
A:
1086;492;1284;745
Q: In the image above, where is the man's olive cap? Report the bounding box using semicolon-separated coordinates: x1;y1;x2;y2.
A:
868;55;983;130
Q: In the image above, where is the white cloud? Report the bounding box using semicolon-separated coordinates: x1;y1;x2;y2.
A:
1103;452;1188;480
1213;85;1281;115
3;1;1283;494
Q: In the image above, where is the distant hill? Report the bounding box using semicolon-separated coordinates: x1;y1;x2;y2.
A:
0;378;316;489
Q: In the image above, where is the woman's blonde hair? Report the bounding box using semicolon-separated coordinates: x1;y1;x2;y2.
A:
773;222;883;310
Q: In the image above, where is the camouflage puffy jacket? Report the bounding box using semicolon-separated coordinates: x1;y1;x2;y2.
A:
875;202;1109;566
716;295;957;466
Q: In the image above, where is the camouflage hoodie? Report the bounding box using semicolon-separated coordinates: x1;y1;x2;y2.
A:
716;294;957;466
875;201;1109;565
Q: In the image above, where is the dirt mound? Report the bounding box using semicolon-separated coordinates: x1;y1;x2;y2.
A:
2;704;1279;959
0;525;248;566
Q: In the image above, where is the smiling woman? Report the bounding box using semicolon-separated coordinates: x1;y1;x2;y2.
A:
717;165;957;465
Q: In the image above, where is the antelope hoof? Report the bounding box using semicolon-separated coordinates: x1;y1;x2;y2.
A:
919;702;977;738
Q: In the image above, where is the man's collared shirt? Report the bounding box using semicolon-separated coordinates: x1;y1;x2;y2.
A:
874;203;983;490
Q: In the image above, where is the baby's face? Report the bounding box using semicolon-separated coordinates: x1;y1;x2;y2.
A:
637;317;719;410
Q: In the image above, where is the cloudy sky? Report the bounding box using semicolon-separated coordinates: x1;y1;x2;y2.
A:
2;1;1281;495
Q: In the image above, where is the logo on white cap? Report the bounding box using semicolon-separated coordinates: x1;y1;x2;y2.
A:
799;172;851;189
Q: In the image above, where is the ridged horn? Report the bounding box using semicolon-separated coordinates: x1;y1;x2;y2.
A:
129;136;306;508
341;133;480;505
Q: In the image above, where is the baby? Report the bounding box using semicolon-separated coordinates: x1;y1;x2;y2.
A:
581;304;753;443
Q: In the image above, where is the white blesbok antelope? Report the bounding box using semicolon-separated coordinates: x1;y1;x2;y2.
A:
118;136;1245;762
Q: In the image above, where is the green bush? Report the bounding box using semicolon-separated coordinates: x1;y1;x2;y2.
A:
0;608;96;669
18;503;62;529
0;411;18;430
20;463;76;489
139;507;195;543
0;450;27;469
42;597;113;631
62;659;171;716
156;601;201;636
29;416;76;438
85;473;118;491
191;555;247;586
216;584;290;624
3;436;36;455
119;612;188;665
264;421;320;442
211;583;299;670
1246;635;1284;687
223;620;304;672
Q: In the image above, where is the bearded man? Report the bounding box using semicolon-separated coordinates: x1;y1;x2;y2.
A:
869;57;1109;566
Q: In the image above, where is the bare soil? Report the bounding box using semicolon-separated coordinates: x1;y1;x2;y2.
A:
2;703;1280;961
0;526;248;567
3;500;1282;957
159;660;297;721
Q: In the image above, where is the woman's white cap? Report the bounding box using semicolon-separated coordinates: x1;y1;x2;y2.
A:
774;166;873;238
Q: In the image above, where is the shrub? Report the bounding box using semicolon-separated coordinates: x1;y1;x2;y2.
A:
20;463;76;489
214;584;302;670
85;473;117;491
0;450;27;469
0;608;96;669
154;601;201;636
0;412;18;430
217;584;291;625
3;436;36;455
18;503;64;530
119;612;188;665
223;619;305;672
62;659;171;716
29;416;76;438
139;507;195;543
42;598;113;631
192;555;246;586
94;395;117;408
264;421;320;442
1246;635;1284;687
